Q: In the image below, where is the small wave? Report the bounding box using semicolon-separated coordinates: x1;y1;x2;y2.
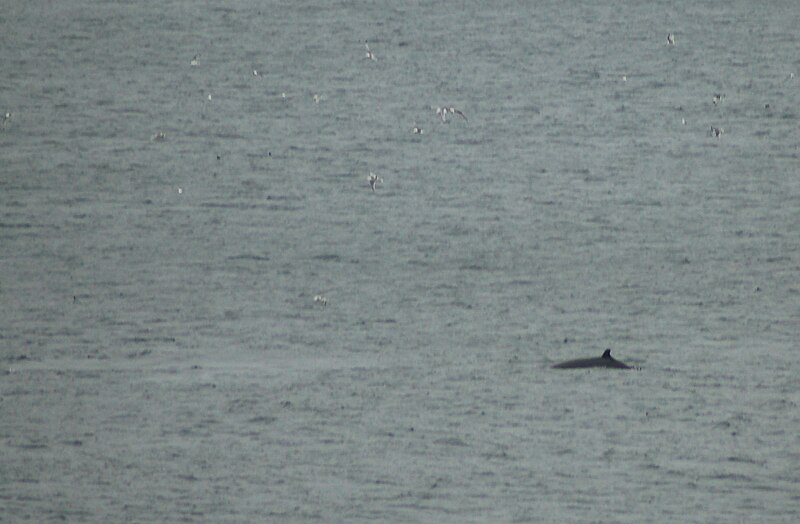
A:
312;253;341;262
228;254;270;261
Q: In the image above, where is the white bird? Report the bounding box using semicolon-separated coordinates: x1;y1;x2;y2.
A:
252;69;259;77
190;55;198;66
151;131;166;142
412;125;423;134
448;107;468;121
667;33;675;45
313;94;321;104
368;172;383;191
313;295;328;307
436;106;468;122
712;93;724;105
710;126;723;137
365;42;377;61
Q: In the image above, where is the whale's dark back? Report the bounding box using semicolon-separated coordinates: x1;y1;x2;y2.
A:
552;349;631;369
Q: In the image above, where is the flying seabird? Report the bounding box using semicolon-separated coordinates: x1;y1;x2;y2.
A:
710;126;723;137
313;295;328;307
667;33;675;45
448;107;468;121
190;55;198;66
368;172;383;191
712;93;724;105
435;106;468;122
365;42;377;61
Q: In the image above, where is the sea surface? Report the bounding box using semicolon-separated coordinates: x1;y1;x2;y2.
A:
1;1;799;522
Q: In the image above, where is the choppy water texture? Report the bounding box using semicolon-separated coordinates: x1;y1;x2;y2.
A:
2;1;800;522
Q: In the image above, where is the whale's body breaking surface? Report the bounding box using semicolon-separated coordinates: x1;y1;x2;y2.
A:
552;349;632;369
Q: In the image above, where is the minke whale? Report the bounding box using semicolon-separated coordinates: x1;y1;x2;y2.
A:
552;349;631;369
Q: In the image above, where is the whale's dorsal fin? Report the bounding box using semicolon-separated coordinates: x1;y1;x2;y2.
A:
602;349;612;359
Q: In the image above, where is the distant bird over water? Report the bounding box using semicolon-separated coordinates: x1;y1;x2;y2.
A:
710;125;724;137
190;54;198;66
313;295;328;307
368;172;383;191
365;42;377;61
435;106;468;123
667;33;675;45
712;93;725;105
412;125;423;134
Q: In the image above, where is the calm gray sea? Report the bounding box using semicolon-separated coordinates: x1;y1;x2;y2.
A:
2;0;799;522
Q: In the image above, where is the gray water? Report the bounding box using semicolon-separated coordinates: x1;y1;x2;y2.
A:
2;0;799;522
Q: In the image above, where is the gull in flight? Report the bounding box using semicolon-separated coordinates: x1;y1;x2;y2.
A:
365;42;377;61
710;126;723;137
190;55;198;66
435;106;468;123
313;295;328;307
412;125;423;134
712;93;725;105
667;33;675;45
368;172;383;191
